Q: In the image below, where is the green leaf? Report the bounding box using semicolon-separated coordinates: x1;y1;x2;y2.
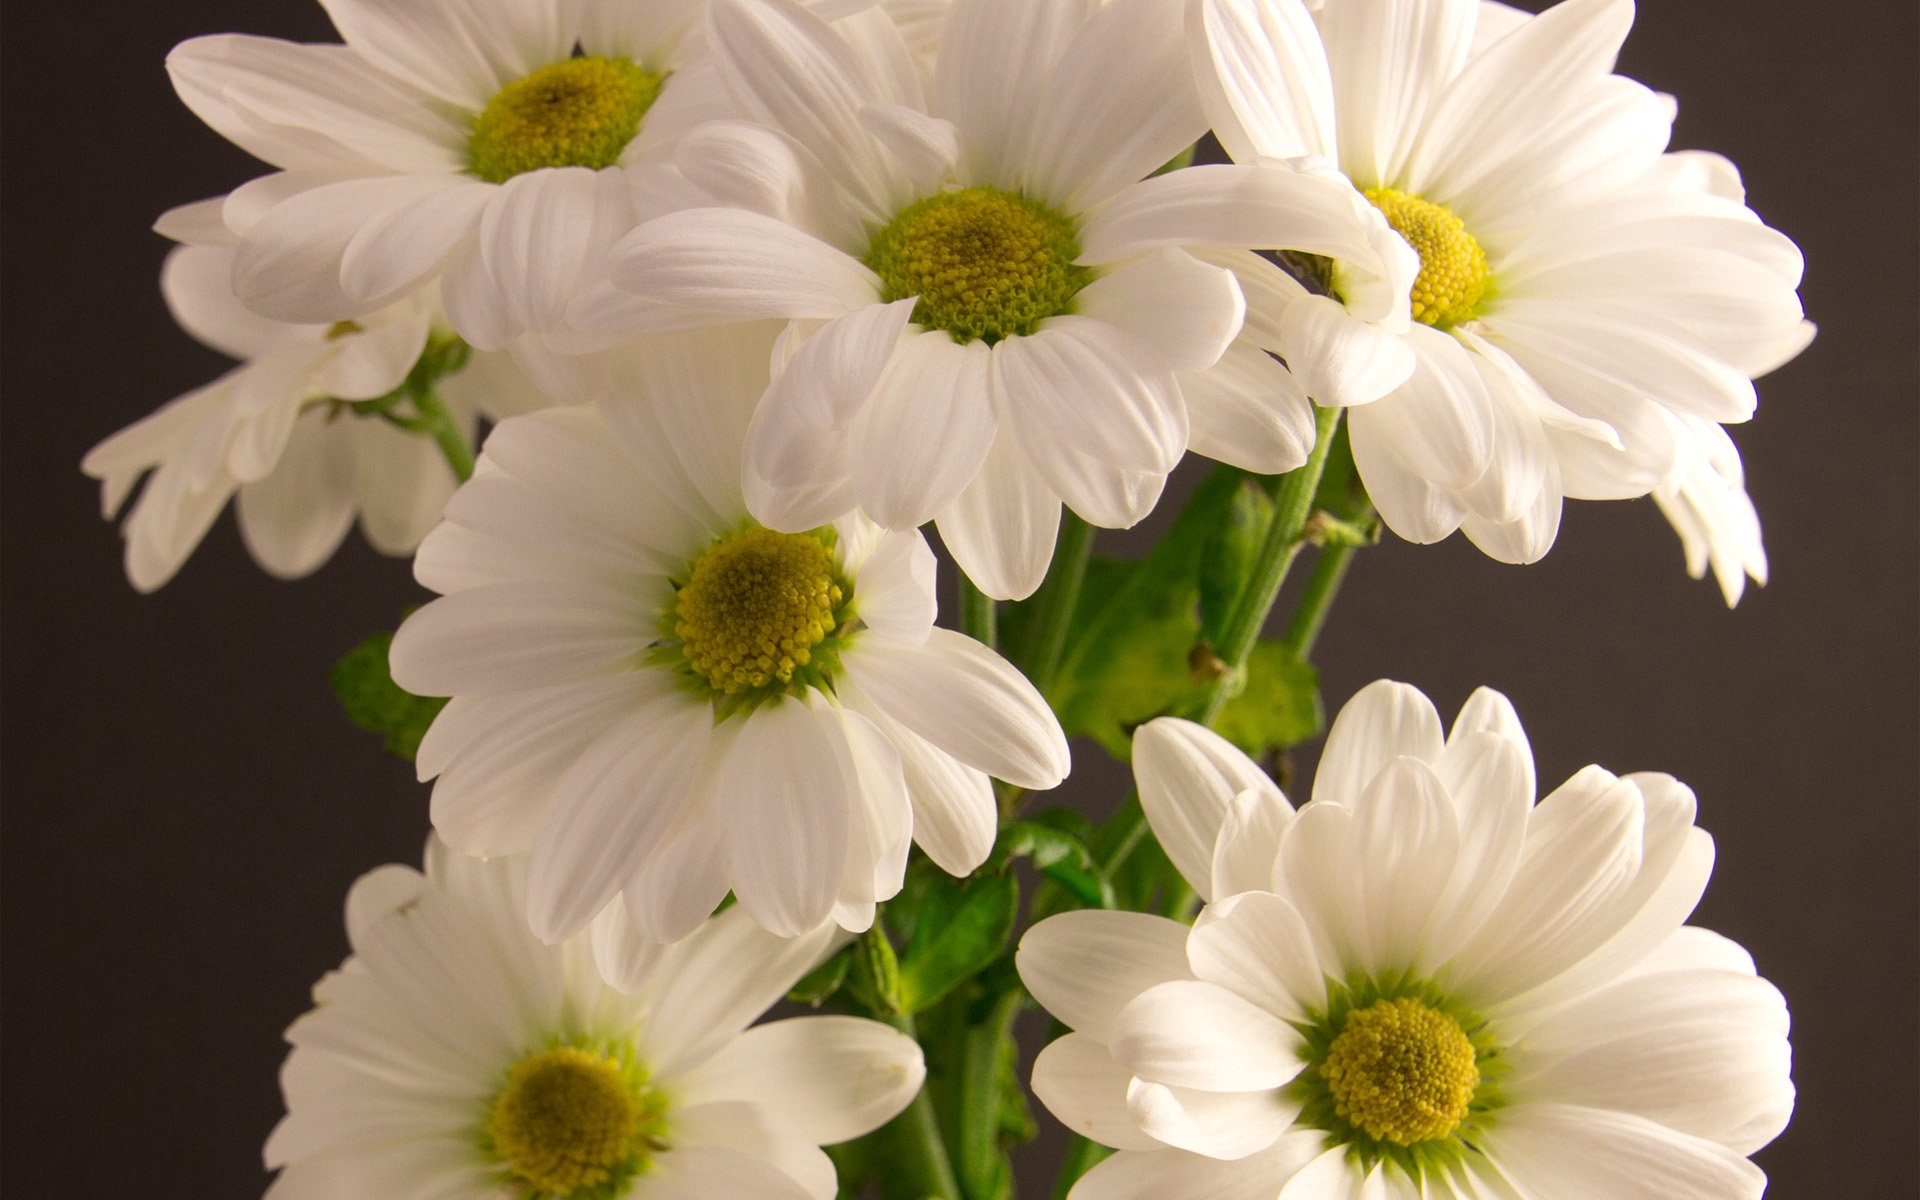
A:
1040;466;1323;761
329;631;446;761
846;924;903;1016
1199;477;1274;648
897;872;1019;1014
1214;640;1324;755
992;820;1114;909
784;945;850;1007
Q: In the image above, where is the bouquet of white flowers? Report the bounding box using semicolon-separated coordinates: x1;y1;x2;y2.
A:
85;0;1816;1196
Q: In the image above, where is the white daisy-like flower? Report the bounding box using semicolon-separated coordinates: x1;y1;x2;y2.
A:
1190;0;1811;564
265;838;924;1200
164;0;746;349
577;0;1418;599
1018;680;1793;1198
1654;411;1766;608
389;325;1069;948
83;244;542;591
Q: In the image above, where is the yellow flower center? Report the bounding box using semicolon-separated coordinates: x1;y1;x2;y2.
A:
483;1045;666;1197
1365;187;1489;329
1320;997;1480;1146
467;56;665;183
864;186;1090;344
672;526;848;697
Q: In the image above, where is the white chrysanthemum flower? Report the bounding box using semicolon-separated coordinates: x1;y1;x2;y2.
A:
164;0;746;349
390;326;1069;948
82;244;542;591
1191;0;1811;564
266;838;924;1200
1654;412;1766;607
577;0;1417;599
1018;680;1793;1198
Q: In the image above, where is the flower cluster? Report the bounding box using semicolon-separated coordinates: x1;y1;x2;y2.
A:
86;0;1804;1196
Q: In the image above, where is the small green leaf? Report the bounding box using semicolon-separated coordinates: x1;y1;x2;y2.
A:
897;873;1019;1014
992;820;1115;909
1214;640;1324;758
785;945;851;1007
847;924;903;1016
329;631;446;761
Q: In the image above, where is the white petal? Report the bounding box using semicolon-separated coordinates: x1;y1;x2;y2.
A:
348;417;459;556
234;175;462;321
235;411;356;578
1186;890;1323;1021
851;331;996;528
748;300;916;501
1076;247;1245;373
1107;979;1303;1092
1316;0;1475;186
845;685;996;877
1017;910;1194;1042
1180;342;1316;475
316;0;573;110
643;1146;820;1200
1209;786;1295;898
161;244;301;361
1030;1033;1163;1151
526;697;711;942
1276;293;1416;408
1126;1075;1297;1160
1488;1103;1766;1200
459;167;638;346
852;530;937;644
674;1016;925;1144
935;430;1062;601
1350;756;1461;970
1311;679;1443;808
841;627;1069;789
1191;0;1336;162
933;0;1094;187
603;207;879;325
1134;717;1286;902
721;697;855;936
389;579;645;696
1081;162;1384;267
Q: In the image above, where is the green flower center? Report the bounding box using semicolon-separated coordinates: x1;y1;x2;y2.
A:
1322;997;1479;1146
467;56;665;183
667;525;853;702
482;1043;667;1198
863;186;1090;344
1365;186;1489;329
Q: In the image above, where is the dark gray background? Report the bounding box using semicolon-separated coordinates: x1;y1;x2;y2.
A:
3;1;1914;1195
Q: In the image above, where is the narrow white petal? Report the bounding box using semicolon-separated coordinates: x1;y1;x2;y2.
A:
1209;786;1295;898
641;907;842;1076
935;430;1062;601
1316;0;1475;186
234;175;460;321
235;412;356;579
1191;0;1336;162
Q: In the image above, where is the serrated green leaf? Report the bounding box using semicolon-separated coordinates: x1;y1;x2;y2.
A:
329;631;446;761
1214;640;1324;758
897;873;1018;1014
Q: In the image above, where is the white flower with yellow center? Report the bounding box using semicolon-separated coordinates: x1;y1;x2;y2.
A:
576;0;1418;599
389;325;1069;947
82;244;543;591
1018;680;1793;1198
164;0;747;350
264;838;924;1200
1190;0;1810;566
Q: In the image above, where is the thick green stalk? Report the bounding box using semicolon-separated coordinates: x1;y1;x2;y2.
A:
1020;511;1095;695
881;1012;963;1200
956;990;1023;1198
1283;539;1359;659
410;384;475;483
960;574;998;649
1193;406;1341;724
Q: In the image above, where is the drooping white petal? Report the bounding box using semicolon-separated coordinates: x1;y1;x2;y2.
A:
1209;786;1295;897
673;1016;925;1145
235;411;357;579
841;627;1069;790
993;317;1189;482
1276;292;1417;408
234;175;466;321
720;696;855;937
1029;1033;1163;1151
935;430;1062;601
1179;342;1317;475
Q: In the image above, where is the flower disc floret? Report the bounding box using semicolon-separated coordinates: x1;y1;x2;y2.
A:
670;526;850;699
482;1044;666;1197
864;187;1091;344
1321;997;1480;1147
1365;187;1489;328
468;56;665;183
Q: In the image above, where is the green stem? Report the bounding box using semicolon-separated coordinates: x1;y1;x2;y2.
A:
1282;539;1359;660
410;383;475;483
1193;406;1341;725
956;990;1022;1198
1020;511;1095;695
960;574;998;649
1054;1136;1113;1198
880;1011;963;1200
